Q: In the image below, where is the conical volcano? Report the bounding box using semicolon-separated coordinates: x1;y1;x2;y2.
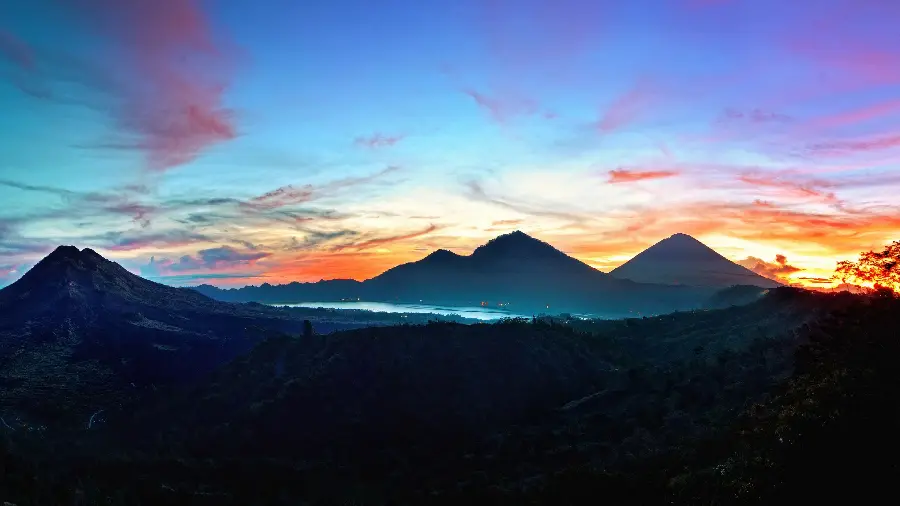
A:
610;233;781;288
0;246;312;427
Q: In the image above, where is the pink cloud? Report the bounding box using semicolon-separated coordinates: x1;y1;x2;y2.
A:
607;169;679;184
802;99;900;134
597;79;658;133
49;0;237;171
0;29;35;69
809;134;900;155
463;88;539;124
354;133;405;149
737;172;839;203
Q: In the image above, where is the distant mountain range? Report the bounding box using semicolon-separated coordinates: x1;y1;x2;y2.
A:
196;231;777;315
610;233;781;288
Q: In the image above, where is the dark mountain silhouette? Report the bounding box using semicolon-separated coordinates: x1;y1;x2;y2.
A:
0;246;356;427
194;278;365;303
610;233;781;288
197;231;717;316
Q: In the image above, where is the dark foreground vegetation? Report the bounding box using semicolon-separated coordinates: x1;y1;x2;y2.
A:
2;286;898;504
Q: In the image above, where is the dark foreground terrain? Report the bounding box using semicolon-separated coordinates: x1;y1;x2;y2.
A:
2;282;897;505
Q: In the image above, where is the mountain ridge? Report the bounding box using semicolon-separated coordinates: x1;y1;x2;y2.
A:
196;230;724;315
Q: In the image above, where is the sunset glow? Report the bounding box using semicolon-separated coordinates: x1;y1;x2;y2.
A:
2;0;899;289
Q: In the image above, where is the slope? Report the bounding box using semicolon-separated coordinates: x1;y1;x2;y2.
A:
611;233;781;288
0;246;337;427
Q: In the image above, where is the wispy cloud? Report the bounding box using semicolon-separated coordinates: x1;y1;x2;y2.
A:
354;133;405;149
464;180;587;223
607;169;679;184
737;171;839;203
247;185;315;210
332;224;440;252
0;29;34;69
463;88;540;124
808;134;900;155
95;230;211;252
720;108;793;124
245;166;400;211
597;79;658;133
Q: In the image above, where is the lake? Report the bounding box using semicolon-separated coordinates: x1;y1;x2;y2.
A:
277;301;527;321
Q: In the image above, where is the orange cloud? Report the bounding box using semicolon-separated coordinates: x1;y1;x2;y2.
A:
607;169;679;184
737;254;802;282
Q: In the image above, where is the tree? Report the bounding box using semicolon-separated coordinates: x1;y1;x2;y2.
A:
836;240;900;292
302;320;314;339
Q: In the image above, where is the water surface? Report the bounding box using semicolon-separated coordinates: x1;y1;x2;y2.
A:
278;301;527;321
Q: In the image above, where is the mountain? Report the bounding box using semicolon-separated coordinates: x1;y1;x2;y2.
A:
198;231;717;316
610;233;782;288
0;246;356;427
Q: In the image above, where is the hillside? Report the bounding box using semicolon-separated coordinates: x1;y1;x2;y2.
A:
76;287;844;504
0;247;398;427
611;233;781;288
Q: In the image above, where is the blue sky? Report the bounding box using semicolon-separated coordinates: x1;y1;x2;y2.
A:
2;0;900;288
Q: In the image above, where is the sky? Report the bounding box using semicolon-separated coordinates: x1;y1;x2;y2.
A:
1;0;899;288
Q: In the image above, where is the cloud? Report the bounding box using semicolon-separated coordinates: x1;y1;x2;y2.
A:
607;169;679;184
737;254;802;282
737;172;839;203
597;79;658;133
491;219;523;227
96;230;211;252
0;29;35;69
10;0;238;171
720;108;793;124
288;229;360;250
332;224;440;252
248;185;315;210
463;88;540;124
146;246;270;276
808;134;900;155
797;276;835;285
464;180;587;223
246;166;400;211
354;133;405;149
0;178;158;226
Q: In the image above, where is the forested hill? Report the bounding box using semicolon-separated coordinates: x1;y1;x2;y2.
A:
2;287;895;505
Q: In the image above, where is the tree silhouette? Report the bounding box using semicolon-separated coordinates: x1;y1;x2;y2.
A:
836;240;900;292
302;319;314;339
